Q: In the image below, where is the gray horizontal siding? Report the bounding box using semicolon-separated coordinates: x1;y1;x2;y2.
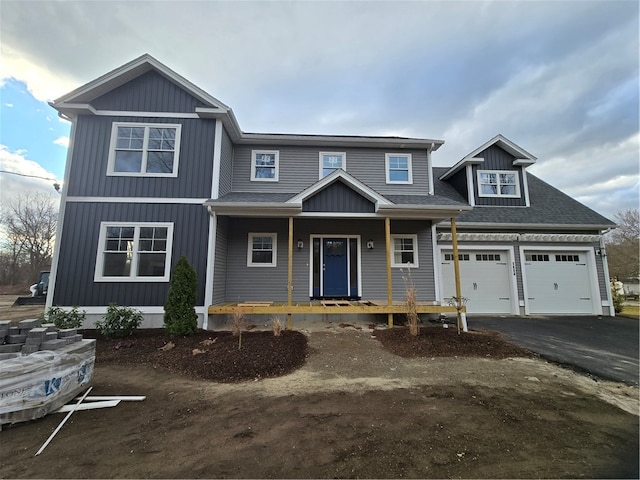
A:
67;116;216;198
231;146;430;196
53;202;209;307
91;70;205;112
472;145;526;206
222;218;435;302
303;181;375;213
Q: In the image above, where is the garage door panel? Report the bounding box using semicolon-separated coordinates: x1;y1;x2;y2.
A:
524;252;594;314
441;250;513;314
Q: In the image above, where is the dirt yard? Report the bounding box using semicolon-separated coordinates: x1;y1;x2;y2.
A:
1;296;639;478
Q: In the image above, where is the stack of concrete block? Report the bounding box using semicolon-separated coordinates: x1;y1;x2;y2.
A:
0;320;84;360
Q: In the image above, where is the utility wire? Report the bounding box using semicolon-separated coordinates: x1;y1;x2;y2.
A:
0;169;58;181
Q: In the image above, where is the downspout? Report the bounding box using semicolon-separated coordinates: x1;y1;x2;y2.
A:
600;233;614;317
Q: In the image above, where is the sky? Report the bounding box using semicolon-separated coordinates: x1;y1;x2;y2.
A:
0;0;638;222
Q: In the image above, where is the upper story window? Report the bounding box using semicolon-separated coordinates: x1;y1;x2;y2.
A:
319;152;346;178
95;222;173;282
385;153;413;184
108;122;181;177
391;235;419;267
251;150;279;181
477;170;520;198
247;233;277;267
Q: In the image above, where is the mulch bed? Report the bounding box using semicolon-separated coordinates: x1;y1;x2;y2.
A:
84;325;535;383
84;329;309;383
374;326;537;359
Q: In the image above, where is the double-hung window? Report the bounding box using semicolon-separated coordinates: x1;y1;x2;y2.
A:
247;233;277;267
391;235;419;267
95;222;173;281
108;122;181;176
251;150;279;181
477;170;520;198
385;153;413;184
319;152;346;178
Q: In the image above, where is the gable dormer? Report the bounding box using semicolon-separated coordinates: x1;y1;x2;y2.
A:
439;134;536;207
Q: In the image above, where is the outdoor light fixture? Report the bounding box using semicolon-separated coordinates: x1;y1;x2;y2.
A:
297;239;304;249
367;239;374;250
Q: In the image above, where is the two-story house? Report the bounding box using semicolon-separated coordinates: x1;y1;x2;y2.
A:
48;55;615;328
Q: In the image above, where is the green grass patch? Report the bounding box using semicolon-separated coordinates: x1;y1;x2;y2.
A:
620;304;639;318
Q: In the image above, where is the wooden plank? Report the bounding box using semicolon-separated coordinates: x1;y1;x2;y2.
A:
56;400;121;413
238;302;273;307
79;396;146;402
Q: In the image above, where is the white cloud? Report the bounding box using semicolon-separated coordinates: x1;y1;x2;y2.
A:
53;136;69;148
0;44;77;102
5;103;13;107
0;145;62;207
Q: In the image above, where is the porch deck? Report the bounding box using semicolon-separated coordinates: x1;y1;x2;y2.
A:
208;299;463;317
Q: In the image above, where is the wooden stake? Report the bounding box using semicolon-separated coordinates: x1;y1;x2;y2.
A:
36;386;93;456
287;216;293;330
451;217;463;335
385;217;393;328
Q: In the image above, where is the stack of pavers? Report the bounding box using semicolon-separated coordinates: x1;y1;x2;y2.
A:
0;319;84;359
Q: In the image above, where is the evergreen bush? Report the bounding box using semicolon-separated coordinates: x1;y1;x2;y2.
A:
39;306;86;329
96;304;144;337
164;255;198;335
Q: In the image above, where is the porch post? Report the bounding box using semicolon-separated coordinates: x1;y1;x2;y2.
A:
287;216;293;330
450;217;463;334
385;217;393;328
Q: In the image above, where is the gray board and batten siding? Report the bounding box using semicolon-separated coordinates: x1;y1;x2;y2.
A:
90;70;207;113
231;145;431;196
218;126;234;197
67;115;216;198
220;217;435;303
303;181;376;213
53;202;209;307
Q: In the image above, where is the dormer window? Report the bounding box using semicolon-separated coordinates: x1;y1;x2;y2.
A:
477;170;520;198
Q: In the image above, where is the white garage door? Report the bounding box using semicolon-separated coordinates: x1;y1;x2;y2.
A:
441;250;513;314
524;252;594;314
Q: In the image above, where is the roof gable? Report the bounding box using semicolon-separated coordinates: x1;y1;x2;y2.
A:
52;54;229;110
440;134;537;180
287;169;391;207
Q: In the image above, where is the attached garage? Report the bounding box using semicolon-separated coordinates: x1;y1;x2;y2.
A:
522;250;598;314
440;249;517;314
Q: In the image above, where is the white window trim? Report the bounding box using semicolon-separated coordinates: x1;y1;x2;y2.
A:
247;232;277;267
319;152;346;178
107;122;182;177
94;222;174;282
390;234;419;268
385;153;413;184
477;169;521;198
251;150;279;182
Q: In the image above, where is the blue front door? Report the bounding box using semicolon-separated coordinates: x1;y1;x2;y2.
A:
323;238;349;297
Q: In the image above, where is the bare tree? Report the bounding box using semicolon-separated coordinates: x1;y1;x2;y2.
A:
0;192;58;286
606;209;639;281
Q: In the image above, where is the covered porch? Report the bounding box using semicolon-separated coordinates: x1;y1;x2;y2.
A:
205;214;468;330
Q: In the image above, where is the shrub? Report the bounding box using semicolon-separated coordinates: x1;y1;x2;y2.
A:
270;315;285;337
402;267;420;336
164;255;198;336
96;304;143;337
40;306;86;329
612;287;625;314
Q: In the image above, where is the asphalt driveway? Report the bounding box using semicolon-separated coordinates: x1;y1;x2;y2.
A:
470;315;639;386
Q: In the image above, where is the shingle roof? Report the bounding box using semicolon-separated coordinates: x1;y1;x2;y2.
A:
432;167;615;227
207;192;296;203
